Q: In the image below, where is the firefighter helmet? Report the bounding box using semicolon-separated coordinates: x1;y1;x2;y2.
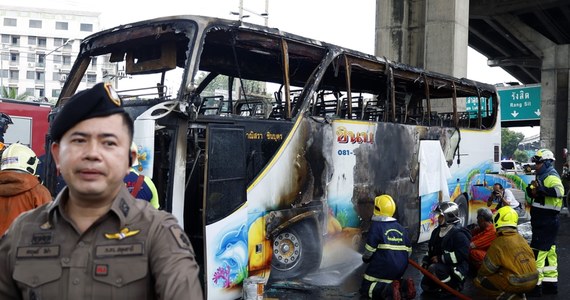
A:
374;194;396;217
532;148;555;163
493;206;518;229
0;112;13;125
433;201;460;224
1;143;38;174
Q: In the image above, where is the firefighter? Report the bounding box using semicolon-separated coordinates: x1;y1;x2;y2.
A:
123;142;159;208
474;206;538;300
0;143;52;235
360;194;415;300
421;201;471;296
525;148;564;296
0;112;13;153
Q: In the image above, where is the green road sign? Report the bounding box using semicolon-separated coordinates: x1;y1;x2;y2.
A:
497;84;541;121
465;97;490;117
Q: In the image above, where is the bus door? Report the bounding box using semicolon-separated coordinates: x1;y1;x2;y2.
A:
203;125;248;299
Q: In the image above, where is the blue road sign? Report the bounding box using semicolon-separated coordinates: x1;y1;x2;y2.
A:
497;85;541;121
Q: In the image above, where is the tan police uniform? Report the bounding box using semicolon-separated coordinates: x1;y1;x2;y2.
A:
0;186;203;300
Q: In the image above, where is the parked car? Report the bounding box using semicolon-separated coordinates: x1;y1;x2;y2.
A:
501;160;523;174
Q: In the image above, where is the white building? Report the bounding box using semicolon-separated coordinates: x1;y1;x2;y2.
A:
0;5;101;102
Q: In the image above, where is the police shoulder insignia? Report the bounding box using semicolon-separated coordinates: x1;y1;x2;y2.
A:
169;225;191;250
119;198;130;217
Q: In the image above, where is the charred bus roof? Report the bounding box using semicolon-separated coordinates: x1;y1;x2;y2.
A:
58;15;496;108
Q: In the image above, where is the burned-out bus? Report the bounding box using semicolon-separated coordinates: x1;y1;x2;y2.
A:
46;15;502;299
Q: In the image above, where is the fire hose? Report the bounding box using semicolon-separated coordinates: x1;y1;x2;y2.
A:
407;258;472;300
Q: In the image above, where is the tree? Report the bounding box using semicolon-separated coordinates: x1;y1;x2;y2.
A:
501;128;525;160
195;72;268;97
0;86;29;100
513;149;529;163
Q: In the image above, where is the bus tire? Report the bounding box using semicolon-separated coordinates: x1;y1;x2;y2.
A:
454;195;469;226
270;219;322;280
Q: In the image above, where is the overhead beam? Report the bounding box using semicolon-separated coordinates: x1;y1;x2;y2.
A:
484;19;532;55
533;10;568;44
487;57;541;68
470;0;567;17
492;14;553;58
468;26;509;56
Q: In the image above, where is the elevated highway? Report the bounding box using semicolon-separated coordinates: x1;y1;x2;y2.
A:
376;0;570;170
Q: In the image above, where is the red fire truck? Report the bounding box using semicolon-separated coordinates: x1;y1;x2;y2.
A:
0;98;52;175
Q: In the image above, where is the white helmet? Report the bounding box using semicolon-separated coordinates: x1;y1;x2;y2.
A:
532;149;555;162
1;143;39;174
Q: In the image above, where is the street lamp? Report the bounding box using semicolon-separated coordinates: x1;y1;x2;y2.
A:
42;38;80;100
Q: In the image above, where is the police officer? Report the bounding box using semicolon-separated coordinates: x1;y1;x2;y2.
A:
421;202;471;296
0;82;203;299
360;195;414;300
525;148;564;296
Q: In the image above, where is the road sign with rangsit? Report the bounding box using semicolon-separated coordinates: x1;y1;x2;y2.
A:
497;84;541;122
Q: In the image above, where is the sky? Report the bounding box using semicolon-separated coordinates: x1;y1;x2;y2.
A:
9;0;536;135
11;0;519;84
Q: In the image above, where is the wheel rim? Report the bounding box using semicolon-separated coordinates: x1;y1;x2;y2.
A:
272;231;301;271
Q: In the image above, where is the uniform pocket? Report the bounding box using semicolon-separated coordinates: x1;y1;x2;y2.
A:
91;256;149;299
92;257;148;287
13;260;62;288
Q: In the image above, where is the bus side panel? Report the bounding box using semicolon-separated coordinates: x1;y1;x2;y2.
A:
448;127;501;222
327;121;456;244
205;209;248;300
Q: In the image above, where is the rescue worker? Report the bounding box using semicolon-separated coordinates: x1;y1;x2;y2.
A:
0;82;203;299
421;201;471;296
0;143;52;234
0;112;13;153
474;206;538;300
487;183;523;214
360;194;415;300
468;207;496;272
525;148;564;296
124;142;159;208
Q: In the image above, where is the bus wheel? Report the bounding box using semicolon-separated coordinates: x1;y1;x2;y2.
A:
271;220;322;280
455;195;469;226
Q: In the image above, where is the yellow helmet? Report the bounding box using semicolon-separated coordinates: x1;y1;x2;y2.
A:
493;206;518;229
1;143;38;174
374;194;396;217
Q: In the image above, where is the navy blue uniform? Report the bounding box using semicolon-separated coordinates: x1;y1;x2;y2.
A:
421;224;471;293
360;216;412;299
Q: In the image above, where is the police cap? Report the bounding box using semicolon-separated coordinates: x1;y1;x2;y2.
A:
50;82;125;142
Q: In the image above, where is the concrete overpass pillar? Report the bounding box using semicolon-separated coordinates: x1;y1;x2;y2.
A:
375;0;469;78
494;14;569;169
540;45;570;171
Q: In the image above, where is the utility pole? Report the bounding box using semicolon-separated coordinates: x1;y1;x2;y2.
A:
232;0;269;26
43;38;79;100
